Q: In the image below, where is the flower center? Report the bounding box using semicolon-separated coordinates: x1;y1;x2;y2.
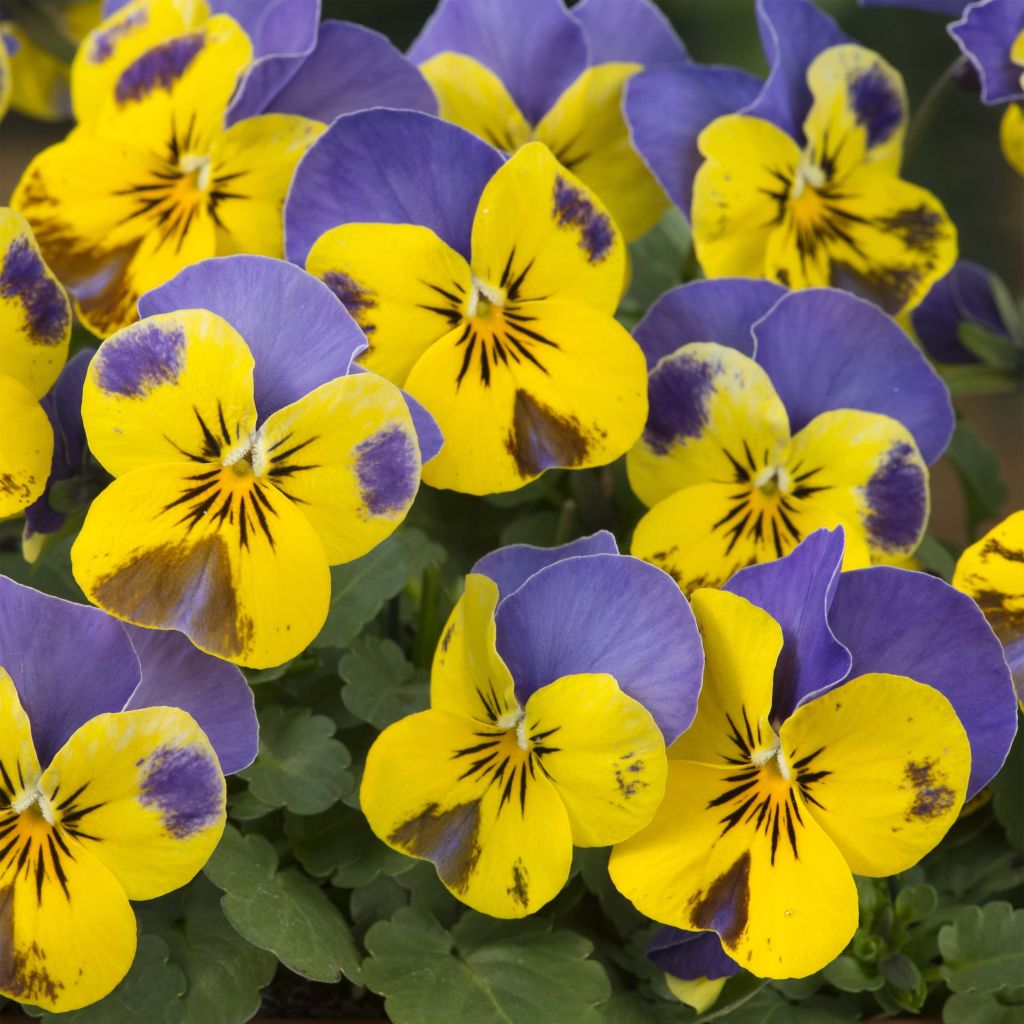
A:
179;152;212;193
753;464;792;498
496;707;530;750
11;778;55;825
791;156;827;200
749;729;791;782
467;275;506;320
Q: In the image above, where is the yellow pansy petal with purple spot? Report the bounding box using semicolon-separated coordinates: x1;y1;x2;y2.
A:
0;374;53;518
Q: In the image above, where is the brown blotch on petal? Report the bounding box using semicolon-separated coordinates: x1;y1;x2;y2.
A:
904;759;956;821
829;260;922;316
506;389;589;478
507;858;529;909
689;850;752;949
878;205;945;256
389;800;482;894
0;885;63;1004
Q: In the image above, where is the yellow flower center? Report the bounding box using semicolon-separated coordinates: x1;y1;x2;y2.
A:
178;153;212;193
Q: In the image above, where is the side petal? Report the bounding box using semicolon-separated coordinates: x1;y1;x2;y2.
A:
305;222;472;385
494;553;703;743
780;673;970;875
752;288;954;465
284;109;503;265
470;142;627;313
535;62;669;241
361;708;573;917
648;928;739;981
42;706;226;899
523;673;667;846
829;566;1019;797
83;309;256;478
71;462;331;669
254;373;422;564
0;208;71;399
0;668;42;806
1000;101;1024;176
122;625;258;775
0;374;53;518
572;0;689;66
949;0;1024;104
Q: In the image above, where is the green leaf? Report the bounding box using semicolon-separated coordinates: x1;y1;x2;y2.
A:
339;636;429;729
992;728;1024;852
821;955;885;993
939;902;1024;994
29;936;186;1023
880;953;921;992
944;988;1024;1024
914;533;957;580
944;365;1023;397
956;323;1022;371
988;272;1023;344
362;908;611;1024
238;706;352;814
314;527;445;649
945;424;1009;535
204;826;361;984
895;883;939;924
617;208;692;328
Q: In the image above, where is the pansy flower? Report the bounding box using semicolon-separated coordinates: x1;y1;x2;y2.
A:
953;510;1024;702
0;573;257;1010
0;209;72;519
610;528;1018;978
70;256;438;668
626;281;953;592
361;532;704;917
407;0;688;241
286;109;647;495
648;929;738;1013
13;15;323;336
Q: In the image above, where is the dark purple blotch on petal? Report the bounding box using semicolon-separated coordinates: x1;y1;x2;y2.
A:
139;744;222;839
115;33;204;103
864;442;927;551
322;271;376;335
643;350;715;455
689;851;751;949
552;176;613;264
0;236;69;347
356;426;419;516
97;321;185;397
90;7;148;63
849;64;903;148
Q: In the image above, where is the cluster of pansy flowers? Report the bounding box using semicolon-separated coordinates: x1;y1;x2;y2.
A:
0;0;1019;1013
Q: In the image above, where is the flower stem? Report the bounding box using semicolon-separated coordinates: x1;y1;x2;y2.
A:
905;56;968;162
412;564;441;669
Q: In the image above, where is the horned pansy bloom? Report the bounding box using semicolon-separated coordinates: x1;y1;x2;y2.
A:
70;256;439;668
361;533;704;917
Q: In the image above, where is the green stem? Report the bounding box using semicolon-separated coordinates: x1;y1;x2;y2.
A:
412;564;441;669
554;498;577;545
905;56;968;162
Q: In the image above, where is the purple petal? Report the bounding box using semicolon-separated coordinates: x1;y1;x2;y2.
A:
744;0;849;139
830;566;1019;798
494;554;703;743
407;0;587;124
635;278;786;369
138;255;364;422
725;529;852;722
24;348;94;540
860;0;968;14
122;626;258;774
474;531;620;601
572;0;689;66
912;260;1008;365
0;576;141;765
752;288;954;464
285;109;503;266
647;927;739;980
950;0;1024;104
625;64;761;219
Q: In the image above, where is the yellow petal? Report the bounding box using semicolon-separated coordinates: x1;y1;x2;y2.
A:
666;974;727;1013
1000;103;1024;177
0;373;53;518
0;668;41;804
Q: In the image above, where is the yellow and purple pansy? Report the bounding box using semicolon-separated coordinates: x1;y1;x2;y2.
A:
286;110;648;495
610;527;1018;979
361;532;704;918
70;256;440;669
647;928;739;1013
0;573;256;1010
0;209;72;520
407;0;688;242
626;280;953;592
953;510;1024;703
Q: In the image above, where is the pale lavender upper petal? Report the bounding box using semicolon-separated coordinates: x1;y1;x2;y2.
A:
725;529;852;722
752;288;955;464
138;255;365;422
220;0;320;58
829;566;1019;798
635;278;786;368
474;531;619;601
0;576;141;765
407;0;587;123
494;554;703;742
860;0;968;14
285;109;503;265
572;0;689;66
744;0;849;139
950;0;1024;103
122;626;258;774
625;64;762;220
647;927;739;981
912;260;1008;365
238;21;436;124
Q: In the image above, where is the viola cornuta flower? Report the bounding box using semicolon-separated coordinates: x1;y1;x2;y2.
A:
953;510;1024;701
0;209;72;519
626;281;953;592
70;256;438;668
610;528;1018;979
361;533;704;917
647;928;739;1013
0;574;257;1011
286;109;647;495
